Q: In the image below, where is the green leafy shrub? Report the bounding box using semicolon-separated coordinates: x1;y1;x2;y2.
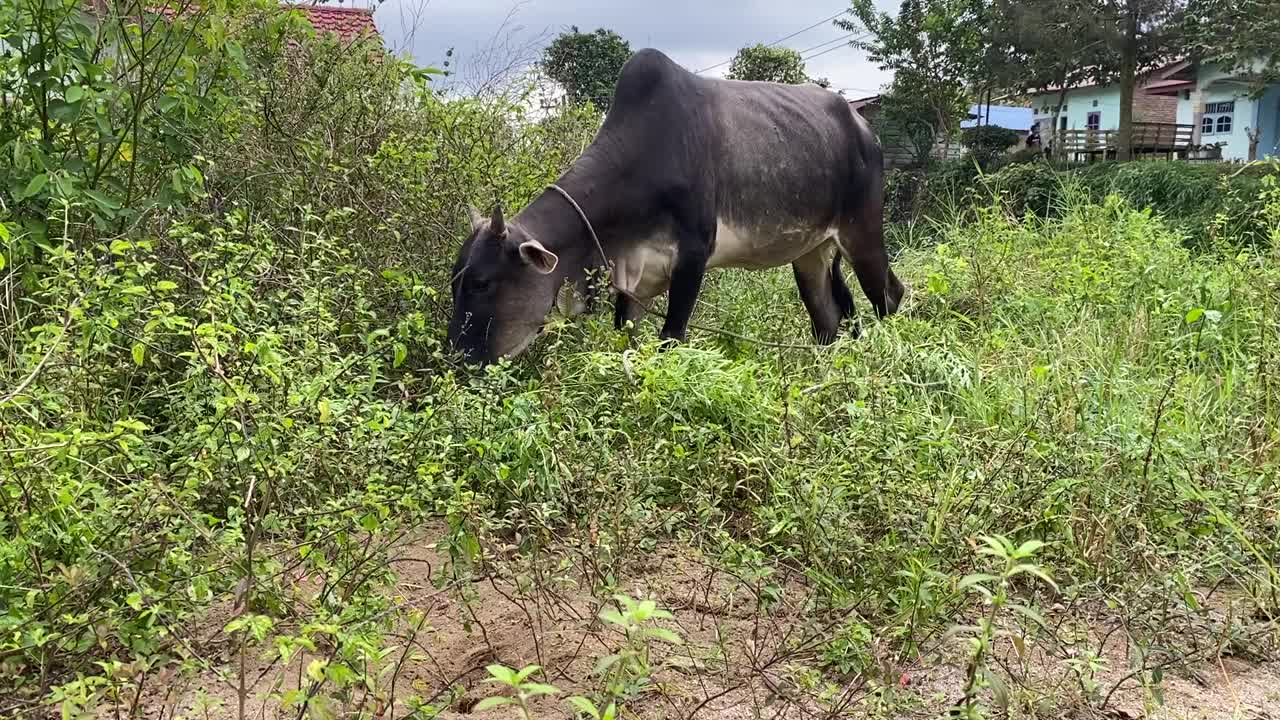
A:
960;126;1021;168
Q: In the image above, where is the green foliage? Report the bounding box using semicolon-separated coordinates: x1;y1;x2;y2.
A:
890;160;1280;248
542;27;634;111
960;125;1021;167
591;595;683;704
3;0;1280;714
726;44;810;84
478;664;560;718
843;0;983;146
1183;0;1280;96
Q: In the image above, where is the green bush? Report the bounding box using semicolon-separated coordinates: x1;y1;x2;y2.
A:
960;125;1020;168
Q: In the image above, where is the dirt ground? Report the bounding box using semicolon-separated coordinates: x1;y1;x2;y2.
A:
117;526;1279;720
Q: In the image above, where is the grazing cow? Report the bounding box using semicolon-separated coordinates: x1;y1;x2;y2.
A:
448;48;905;365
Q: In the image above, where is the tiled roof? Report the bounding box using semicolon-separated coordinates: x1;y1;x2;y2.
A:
287;4;379;45
84;1;381;46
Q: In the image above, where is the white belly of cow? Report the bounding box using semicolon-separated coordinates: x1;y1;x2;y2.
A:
611;220;836;300
614;242;675;300
708;219;835;270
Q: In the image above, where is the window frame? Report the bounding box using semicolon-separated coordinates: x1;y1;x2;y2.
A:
1202;100;1235;136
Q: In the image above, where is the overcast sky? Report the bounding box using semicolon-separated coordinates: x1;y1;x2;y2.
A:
361;0;897;98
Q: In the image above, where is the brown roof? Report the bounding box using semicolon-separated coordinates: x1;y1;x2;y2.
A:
84;1;382;46
287;4;379;45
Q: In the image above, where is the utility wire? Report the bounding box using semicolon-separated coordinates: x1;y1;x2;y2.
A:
696;9;849;73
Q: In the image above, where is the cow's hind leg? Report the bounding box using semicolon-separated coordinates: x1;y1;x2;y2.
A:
792;242;843;344
830;253;855;320
836;198;905;319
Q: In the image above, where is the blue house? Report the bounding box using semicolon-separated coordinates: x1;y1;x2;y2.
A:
1028;58;1280;162
1146;60;1280;162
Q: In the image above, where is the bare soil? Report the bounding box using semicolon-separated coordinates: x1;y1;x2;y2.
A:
112;525;1279;720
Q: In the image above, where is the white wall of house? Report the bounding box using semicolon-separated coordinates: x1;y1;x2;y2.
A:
1177;63;1269;161
1030;86;1123;133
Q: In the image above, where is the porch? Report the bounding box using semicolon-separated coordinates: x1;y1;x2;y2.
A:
1047;122;1200;162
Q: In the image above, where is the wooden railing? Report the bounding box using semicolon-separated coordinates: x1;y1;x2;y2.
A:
1047;122;1196;162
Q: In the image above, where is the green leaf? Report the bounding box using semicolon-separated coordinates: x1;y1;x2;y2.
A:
1013;539;1046;558
513;665;542;684
646;627;684;646
125;591;143;611
318;399;331;424
49;100;82;123
84;189;122;211
306;659;328;682
1185;307;1205;324
522;682;560;696
599;608;626;627
18;174;48;200
568;697;600;719
592;654;621;676
131;343;145;367
957;573;998;591
0;253;6;273
485;664;517;685
1006;603;1047;627
64;85;85;103
393;342;407;368
473;697;512;712
0;222;9;242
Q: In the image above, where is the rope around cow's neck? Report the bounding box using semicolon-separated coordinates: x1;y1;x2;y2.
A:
544;183;824;352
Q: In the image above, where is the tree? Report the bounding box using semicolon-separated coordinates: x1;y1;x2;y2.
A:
1104;0;1185;160
841;0;986;150
993;0;1184;161
1184;0;1280;96
726;44;810;84
992;0;1116;143
541;27;633;111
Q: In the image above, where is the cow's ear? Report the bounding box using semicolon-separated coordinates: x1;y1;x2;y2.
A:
467;206;485;232
518;238;558;275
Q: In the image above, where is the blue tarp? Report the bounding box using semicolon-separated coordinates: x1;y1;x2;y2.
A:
961;104;1034;131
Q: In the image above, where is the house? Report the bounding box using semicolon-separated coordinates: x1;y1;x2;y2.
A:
851;97;1034;166
1027;61;1186;137
81;1;382;48
849;95;966;167
1146;60;1280;162
287;3;380;47
1026;57;1280;162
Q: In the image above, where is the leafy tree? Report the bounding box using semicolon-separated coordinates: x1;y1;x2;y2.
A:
1103;0;1185;160
841;0;986;149
726;44;810;84
992;0;1116;136
1184;0;1280;96
542;27;633;111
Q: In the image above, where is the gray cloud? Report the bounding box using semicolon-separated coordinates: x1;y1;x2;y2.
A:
366;0;896;97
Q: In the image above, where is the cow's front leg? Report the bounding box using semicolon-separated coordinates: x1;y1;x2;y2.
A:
659;239;710;345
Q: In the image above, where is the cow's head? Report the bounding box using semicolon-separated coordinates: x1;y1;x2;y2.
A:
447;204;562;365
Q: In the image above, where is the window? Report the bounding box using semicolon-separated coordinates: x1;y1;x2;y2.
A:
1060;116;1068;131
1203;100;1235;135
1086;112;1101;131
1092;99;1099;108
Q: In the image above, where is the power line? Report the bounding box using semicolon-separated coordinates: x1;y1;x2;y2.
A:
696;9;849;73
793;32;858;57
801;40;861;63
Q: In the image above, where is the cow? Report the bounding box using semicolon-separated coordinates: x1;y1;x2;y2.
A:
448;48;905;365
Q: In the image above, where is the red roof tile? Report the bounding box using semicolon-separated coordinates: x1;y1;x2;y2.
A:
286;4;380;45
84;1;381;46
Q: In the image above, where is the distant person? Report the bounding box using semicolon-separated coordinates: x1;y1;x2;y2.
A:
1026;124;1041;149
